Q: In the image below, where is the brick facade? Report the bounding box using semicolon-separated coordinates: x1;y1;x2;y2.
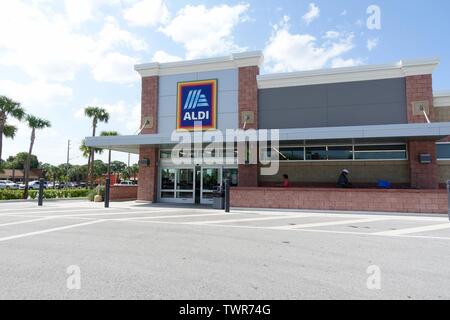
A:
110;185;138;201
238;66;260;187
141;76;159;134
405;74;439;189
137;75;159;202
231;187;447;214
406;75;435;123
137;147;159;202
408;140;439;189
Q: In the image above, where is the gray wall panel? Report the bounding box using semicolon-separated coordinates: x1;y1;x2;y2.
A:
159;73;195;97
259;107;328;129
158;96;177;117
197;69;238;92
259;78;407;129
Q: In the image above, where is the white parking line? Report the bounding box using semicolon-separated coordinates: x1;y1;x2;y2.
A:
0;217;55;227
113;212;238;222
0;220;105;243
374;223;450;236
187;214;316;225
0;208;120;217
135;219;450;241
0;209;193;224
0;206;107;213
271;217;390;230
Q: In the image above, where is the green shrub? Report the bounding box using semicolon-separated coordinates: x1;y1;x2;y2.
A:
0;190;23;200
87;186;105;202
0;188;90;201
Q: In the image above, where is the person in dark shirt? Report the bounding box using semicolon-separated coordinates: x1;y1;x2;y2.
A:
337;169;352;188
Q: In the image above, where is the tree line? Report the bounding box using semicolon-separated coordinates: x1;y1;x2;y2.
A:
0;96;50;198
1;96;137;197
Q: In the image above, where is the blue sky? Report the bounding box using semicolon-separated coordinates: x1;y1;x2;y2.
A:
1;0;449;165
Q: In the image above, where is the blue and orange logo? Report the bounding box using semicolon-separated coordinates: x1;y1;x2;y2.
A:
177;79;217;131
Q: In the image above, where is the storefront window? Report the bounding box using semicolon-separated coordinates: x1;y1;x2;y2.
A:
223;168;238;187
279;147;304;161
306;147;327;160
328;146;353;160
354;145;407;160
437;143;450;160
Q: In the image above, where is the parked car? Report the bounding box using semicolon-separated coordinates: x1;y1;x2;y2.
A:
115;181;136;186
19;181;45;190
0;180;20;189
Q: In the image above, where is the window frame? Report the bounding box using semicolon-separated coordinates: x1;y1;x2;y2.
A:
436;142;450;161
261;143;408;162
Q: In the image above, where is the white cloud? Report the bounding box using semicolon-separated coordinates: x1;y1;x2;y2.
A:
367;38;379;51
123;0;170;27
0;1;147;83
92;52;139;85
64;0;95;25
324;31;340;39
331;58;363;68
152;50;182;63
302;3;320;25
74;100;140;134
0;1;94;82
0;79;72;111
126;104;142;132
159;3;249;60
97;17;148;52
264;16;356;73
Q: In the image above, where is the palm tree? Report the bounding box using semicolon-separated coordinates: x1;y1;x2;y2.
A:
80;139;103;188
23;115;51;199
130;164;139;183
84;107;109;188
1;125;17;171
100;131;119;179
3;124;18;139
0;96;26;161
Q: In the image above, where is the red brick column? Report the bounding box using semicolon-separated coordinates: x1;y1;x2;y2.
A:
406;74;438;189
406;75;434;123
238;66;260;187
408;141;438;189
141;76;159;134
137;76;159;202
137;147;159;202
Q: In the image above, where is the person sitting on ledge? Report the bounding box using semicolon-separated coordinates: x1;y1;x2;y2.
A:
337;169;352;188
283;174;290;188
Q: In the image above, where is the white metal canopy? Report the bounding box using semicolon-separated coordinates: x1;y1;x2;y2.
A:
85;122;450;154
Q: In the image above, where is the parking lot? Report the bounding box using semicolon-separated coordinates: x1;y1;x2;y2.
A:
0;200;449;299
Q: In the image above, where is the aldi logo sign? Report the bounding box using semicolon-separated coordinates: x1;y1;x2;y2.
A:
177;79;217;131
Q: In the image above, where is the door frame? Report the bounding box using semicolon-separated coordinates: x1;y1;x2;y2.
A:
200;166;222;205
158;166;196;204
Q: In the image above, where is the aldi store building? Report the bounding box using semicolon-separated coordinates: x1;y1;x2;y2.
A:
86;51;450;213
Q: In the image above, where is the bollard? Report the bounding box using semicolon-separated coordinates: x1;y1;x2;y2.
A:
38;178;44;207
104;178;111;208
224;179;231;213
448;181;450;221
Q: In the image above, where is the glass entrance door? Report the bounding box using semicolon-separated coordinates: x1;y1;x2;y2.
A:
159;168;195;204
200;168;221;205
159;166;238;205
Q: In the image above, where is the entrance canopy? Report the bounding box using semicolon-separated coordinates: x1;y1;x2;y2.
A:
85;122;450;154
